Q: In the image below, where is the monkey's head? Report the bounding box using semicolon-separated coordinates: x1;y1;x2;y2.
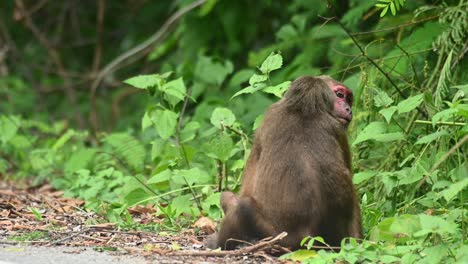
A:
328;80;353;128
284;75;354;128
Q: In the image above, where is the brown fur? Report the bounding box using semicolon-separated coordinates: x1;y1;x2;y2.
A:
206;76;362;250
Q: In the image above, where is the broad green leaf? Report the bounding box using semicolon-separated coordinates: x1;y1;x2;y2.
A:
194;55;233;85
397;168;423;185
180;121;200;143
421;245;449;264
203;133;234;161
231;83;266;99
432;108;458;126
249;74;268;86
124;188;152;207
202;193;222;219
173;167;211;186
440;178;468;202
353;171;378;184
0;115;19;144
279;250;317;261
263;81;291;97
416;214;457;237
147;169;172;184
210;108;236;129
171;194;192;216
151;109;178;140
397;94;424;114
353;122;386;145
374;89;394;107
253;114;264;130
415;131;449;145
389;214;421;241
142;111;152;131
276;24;298;41
259;52;283;74
228;69;256;87
162;77;186;107
64;148;96;174
124;74;164;89
379;106;398;123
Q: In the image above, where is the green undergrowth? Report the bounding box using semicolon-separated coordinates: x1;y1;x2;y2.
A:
1;0;467;263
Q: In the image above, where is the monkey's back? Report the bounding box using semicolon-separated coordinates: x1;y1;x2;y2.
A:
240;103;357;247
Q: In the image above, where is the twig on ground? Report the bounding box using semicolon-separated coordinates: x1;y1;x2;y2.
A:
167;232;288;256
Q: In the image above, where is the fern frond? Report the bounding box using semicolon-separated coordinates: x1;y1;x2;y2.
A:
435;51;453;108
104;133;146;172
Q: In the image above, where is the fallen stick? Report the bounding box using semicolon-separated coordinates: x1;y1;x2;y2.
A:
167;232;288;256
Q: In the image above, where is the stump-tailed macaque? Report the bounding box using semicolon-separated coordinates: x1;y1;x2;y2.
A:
206;76;362;250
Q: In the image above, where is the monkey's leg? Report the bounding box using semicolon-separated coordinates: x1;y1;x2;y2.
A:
349;199;363;239
215;196;276;250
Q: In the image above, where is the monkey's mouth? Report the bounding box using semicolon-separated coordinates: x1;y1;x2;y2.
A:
337;117;351;127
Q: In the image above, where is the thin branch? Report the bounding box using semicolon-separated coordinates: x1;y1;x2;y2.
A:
416;134;468;189
168;232;288;256
415;120;466;127
92;0;105;73
90;0;207;131
350;15;439;36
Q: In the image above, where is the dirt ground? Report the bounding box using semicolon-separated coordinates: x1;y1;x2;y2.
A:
0;181;287;263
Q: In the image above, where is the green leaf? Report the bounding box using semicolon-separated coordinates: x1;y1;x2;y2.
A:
210;108;236;129
259;52;283;74
380;6;389;17
203;133;234;162
231;83;266;99
416;214;457;236
353;122;386;145
263;81;291;97
173;167;211;186
162;77;186;107
105;133;146;171
249;74;268;86
52;129;76;150
253;114;264;130
432;108;458;126
276;24;298;41
279;250;317;261
374;89;394;107
171;194;192;217
64;148;96;175
373;132;405;142
353;171;378;184
124;74;164;89
415;131;449;145
390;2;396;15
0;115;19;144
150;109;178;140
180;121;200;143
379;106;398;123
199;0;218;16
147;169;172;184
440;178;468;202
397;94;424;114
194;55;233;85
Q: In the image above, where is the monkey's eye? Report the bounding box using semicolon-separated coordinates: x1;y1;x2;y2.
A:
335;91;345;98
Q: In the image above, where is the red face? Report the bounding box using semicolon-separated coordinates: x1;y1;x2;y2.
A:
331;85;353;128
